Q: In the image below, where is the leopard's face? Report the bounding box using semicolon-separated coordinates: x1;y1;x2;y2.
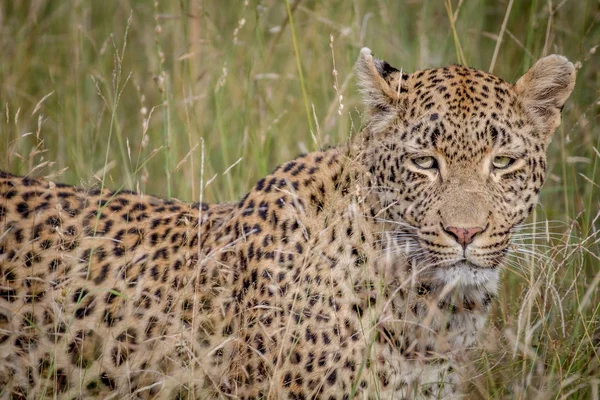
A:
376;108;547;288
356;49;575;288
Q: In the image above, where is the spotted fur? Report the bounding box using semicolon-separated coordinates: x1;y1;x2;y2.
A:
0;49;575;399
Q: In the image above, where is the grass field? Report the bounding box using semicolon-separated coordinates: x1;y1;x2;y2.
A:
0;1;599;398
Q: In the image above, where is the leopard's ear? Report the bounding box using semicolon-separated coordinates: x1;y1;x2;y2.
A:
355;48;406;115
515;55;576;138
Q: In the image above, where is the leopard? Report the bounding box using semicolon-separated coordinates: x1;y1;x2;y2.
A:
0;48;575;399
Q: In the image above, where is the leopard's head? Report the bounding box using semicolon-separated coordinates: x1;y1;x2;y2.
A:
356;48;575;289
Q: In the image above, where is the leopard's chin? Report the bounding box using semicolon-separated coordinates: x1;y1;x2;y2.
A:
430;261;501;293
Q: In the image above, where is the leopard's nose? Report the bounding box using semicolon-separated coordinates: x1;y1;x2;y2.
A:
443;225;485;248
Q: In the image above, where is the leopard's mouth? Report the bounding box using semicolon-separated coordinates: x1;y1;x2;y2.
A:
452;259;479;268
393;229;507;278
451;257;493;269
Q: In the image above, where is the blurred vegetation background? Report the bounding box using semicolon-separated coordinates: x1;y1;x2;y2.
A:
0;1;598;398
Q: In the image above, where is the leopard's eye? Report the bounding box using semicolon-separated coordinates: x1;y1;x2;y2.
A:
412;156;438;170
492;156;515;169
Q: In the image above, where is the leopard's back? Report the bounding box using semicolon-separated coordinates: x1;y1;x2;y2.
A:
0;171;237;398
